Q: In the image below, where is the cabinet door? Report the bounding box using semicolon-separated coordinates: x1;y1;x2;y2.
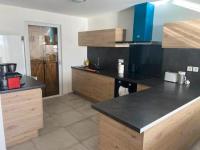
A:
78;28;126;47
31;60;45;96
31;60;45;83
45;61;59;97
162;20;200;48
89;72;114;101
72;69;93;98
72;69;114;101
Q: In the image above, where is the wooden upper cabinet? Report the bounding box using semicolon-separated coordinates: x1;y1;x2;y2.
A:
78;28;128;47
162;19;200;48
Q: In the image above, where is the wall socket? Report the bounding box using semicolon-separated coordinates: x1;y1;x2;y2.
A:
187;66;199;72
193;67;199;72
187;66;193;72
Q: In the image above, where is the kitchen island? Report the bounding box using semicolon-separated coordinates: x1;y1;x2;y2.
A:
0;76;45;147
93;82;200;150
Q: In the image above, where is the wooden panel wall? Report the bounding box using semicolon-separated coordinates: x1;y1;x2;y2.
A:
78;28;126;47
1;89;43;147
162;19;200;48
72;69;115;101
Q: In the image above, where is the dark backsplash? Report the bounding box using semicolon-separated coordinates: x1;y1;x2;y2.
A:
87;47;200;84
87;47;130;72
162;48;200;84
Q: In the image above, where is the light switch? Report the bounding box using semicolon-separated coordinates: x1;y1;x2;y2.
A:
193;67;199;72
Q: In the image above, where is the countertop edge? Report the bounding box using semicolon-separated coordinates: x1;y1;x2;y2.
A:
140;96;200;133
93;96;200;134
92;105;141;133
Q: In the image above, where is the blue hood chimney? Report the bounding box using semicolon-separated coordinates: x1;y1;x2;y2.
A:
133;2;155;42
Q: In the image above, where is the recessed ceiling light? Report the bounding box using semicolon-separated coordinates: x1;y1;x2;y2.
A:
72;0;86;3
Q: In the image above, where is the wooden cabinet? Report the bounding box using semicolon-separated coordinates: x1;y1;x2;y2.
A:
162;19;200;48
137;84;150;92
45;61;59;97
0;89;43;147
78;28;128;47
31;60;59;97
72;69;115;101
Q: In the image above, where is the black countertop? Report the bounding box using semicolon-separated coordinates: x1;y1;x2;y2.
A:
72;66;200;133
0;76;45;94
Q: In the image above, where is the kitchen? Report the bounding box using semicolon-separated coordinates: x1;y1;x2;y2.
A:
0;0;200;150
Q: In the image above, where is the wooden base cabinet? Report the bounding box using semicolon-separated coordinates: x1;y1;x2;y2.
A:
0;89;43;147
137;84;150;92
72;69;115;101
98;97;200;150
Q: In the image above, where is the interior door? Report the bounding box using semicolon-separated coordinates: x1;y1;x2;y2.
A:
28;25;60;97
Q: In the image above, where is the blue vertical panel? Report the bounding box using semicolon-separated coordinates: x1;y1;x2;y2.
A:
133;2;155;42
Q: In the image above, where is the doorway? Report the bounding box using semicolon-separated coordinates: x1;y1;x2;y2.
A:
27;24;62;97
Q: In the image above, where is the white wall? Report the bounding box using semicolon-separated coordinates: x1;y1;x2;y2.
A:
88;2;200;41
0;97;6;150
0;4;88;94
88;7;134;41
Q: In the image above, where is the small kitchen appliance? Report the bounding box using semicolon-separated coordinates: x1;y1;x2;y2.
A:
0;63;22;90
164;72;178;83
177;71;187;85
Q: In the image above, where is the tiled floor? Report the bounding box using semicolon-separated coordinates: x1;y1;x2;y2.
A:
8;93;99;150
7;93;200;150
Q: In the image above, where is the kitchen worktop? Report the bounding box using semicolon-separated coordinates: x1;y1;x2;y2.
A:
93;82;200;133
71;66;163;87
0;75;45;94
72;66;200;133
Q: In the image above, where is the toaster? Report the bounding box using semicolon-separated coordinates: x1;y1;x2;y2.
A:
164;72;178;83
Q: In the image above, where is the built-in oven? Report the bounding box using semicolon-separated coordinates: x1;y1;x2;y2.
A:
114;79;137;97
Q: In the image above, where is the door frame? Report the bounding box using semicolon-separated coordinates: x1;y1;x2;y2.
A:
24;21;63;97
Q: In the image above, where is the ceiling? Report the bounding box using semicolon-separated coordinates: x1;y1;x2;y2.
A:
0;0;157;17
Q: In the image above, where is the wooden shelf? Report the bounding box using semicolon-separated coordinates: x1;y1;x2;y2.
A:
162;19;200;49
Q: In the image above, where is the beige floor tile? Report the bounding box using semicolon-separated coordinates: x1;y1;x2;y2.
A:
64;98;92;109
7;141;36;150
82;136;99;150
76;105;98;118
90;114;99;124
32;128;78;150
39;116;61;135
191;140;200;150
66;119;98;141
45;102;73;115
53;110;87;127
61;143;89;150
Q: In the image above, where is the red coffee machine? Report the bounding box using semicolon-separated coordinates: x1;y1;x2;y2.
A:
0;63;22;90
